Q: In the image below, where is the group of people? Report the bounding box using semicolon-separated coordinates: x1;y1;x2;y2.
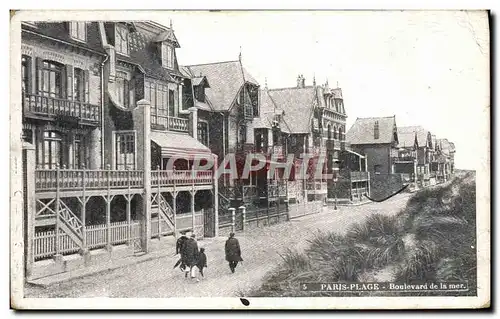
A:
174;231;243;282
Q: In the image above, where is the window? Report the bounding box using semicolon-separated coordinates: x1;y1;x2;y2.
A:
272;129;279;145
42;131;62;169
161;42;174;69
74;134;87;168
115;24;129;55
338;127;343;140
116;71;129;108
374;165;381;174
69;22;86;41
168;89;176;117
194;85;205;102
327;124;332;140
21;55;31;93
115;132;136;170
374;121;380;139
37;60;63;98
22;128;33;143
239;124;247;145
146;80;169;124
197;122;209;146
74;68;84;102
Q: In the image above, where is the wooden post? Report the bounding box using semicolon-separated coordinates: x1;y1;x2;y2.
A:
213;158;219;237
239;206;246;231
173;167;177;237
126;169;132;246
334;181;338;210
106;164;112;251
54;163;61;258
137;99;151;253
24;145;36;278
191;169;196;236
229;207;236;233
157;165;161;239
81;164;87;252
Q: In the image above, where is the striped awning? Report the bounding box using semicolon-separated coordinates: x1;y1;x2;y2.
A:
151;131;214;160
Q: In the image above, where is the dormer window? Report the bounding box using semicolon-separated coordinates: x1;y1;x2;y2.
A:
194;85;205;102
115;24;129;55
70;22;86;42
161;42;174;69
374;121;380;139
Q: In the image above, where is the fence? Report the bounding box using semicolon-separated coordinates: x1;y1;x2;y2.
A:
33;220;141;261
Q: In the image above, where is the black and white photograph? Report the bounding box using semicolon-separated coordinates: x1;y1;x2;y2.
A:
9;9;490;310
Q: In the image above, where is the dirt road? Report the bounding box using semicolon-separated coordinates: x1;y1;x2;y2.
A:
25;193;412;298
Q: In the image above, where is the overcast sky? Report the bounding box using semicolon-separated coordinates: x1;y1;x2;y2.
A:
155;11;489;170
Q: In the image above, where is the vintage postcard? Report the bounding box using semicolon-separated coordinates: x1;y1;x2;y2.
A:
9;9;490;310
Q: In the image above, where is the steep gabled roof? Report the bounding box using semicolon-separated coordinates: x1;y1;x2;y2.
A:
254;89;291;133
347;116;397;145
397;128;418;149
266;86;317;134
184;60;259;111
22;22;106;54
127;28;186;82
438;138;452;156
152;29;180;48
398;126;430;148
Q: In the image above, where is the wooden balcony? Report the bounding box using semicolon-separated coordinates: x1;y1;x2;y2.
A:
151;170;213;187
350;171;369;182
151;115;189;133
23;92;100;125
35;168;213;196
35;169;144;193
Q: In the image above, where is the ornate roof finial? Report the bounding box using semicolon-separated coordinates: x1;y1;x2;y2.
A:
170;19;173;30
265;77;268;90
239;46;242;62
313;74;316;86
337;81;339;88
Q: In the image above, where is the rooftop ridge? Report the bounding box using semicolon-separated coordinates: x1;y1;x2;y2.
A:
185;60;240;67
355;116;396;120
268;86;315;91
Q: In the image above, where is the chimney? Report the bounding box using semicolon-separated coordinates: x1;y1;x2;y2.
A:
296;74;302;88
301;74;305;88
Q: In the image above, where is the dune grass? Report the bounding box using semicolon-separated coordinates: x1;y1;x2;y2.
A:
248;171;477;297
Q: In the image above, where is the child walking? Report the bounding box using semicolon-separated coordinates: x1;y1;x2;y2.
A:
196;247;208;279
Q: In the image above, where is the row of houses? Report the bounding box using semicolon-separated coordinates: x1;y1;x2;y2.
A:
346;116;456;198
19;20;454;280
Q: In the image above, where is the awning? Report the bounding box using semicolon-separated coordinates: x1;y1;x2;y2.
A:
346;149;365;159
151;131;215;160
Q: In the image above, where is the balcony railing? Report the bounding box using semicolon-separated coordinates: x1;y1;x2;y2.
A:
151;170;213;187
306;181;327;191
350;171;369;182
35;169;144;192
23;92;100;124
392;156;415;163
35;169;213;192
151;115;189;132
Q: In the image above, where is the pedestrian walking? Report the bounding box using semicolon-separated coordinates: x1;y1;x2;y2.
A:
225;232;243;273
174;231;189;272
196;247;208;279
184;233;200;281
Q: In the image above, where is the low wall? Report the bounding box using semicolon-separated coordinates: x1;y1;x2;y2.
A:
288;200;323;219
369;174;403;200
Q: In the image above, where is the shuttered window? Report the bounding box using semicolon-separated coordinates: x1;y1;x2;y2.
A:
115;24;129;55
116;71;129;108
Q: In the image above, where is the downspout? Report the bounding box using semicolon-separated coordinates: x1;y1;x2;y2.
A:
100;53;109;170
218;111;226;187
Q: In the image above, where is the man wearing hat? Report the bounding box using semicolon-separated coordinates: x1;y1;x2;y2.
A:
225;232;243;273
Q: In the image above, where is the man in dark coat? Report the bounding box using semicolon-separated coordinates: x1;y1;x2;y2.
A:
225;232;243;273
174;231;189;272
184;234;200;279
